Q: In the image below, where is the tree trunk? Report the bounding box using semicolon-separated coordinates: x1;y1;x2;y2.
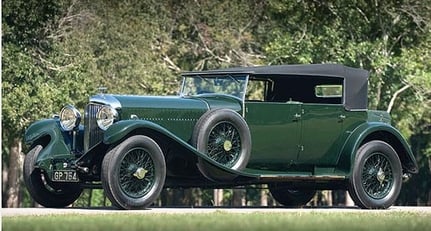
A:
232;188;245;206
428;157;431;206
213;189;223;206
6;138;23;208
260;188;268;206
323;190;333;206
2;162;8;207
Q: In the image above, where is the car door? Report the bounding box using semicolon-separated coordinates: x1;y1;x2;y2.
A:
298;104;344;165
244;101;302;170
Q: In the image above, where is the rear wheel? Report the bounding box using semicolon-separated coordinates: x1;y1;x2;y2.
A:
269;183;316;207
348;140;402;209
192;109;251;181
23;145;82;208
102;135;166;209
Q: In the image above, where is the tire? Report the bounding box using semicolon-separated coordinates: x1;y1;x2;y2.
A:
269;183;316;207
23;145;82;208
102;135;166;210
192;109;251;181
348;140;402;209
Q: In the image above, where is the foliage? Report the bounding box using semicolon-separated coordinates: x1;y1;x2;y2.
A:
2;0;95;146
2;0;430;207
160;0;269;71
61;0;179;95
264;0;431;135
73;189;110;207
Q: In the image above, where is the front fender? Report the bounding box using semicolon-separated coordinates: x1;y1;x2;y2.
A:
103;120;171;145
336;122;418;175
24;119;73;169
103;120;257;178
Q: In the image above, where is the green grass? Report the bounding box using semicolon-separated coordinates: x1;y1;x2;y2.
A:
3;211;431;231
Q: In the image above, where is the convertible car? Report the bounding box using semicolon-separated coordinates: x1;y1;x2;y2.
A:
23;64;418;209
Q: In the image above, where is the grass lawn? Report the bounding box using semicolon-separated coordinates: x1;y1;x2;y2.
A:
3;211;431;231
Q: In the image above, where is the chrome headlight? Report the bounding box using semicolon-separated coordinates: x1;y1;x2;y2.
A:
96;105;118;130
59;105;81;131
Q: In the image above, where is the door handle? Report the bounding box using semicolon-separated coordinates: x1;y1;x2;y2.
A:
338;114;346;122
293;113;301;121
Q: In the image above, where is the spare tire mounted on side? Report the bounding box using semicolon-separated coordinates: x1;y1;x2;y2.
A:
192;108;251;181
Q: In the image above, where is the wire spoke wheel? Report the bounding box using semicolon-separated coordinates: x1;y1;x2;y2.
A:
102;135;166;209
207;122;242;168
192;109;251;181
361;153;393;199
119;148;155;198
348;140;402;209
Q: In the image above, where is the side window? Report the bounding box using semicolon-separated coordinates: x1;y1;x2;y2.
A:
315;85;343;98
246;79;267;101
313;83;343;104
269;76;343;104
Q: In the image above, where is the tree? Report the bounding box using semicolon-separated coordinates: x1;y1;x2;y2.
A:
2;0;95;207
264;0;431;205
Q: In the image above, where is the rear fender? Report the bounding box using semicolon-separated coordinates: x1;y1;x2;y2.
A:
336;122;418;176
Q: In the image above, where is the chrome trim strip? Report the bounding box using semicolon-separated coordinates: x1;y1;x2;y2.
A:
90;94;122;109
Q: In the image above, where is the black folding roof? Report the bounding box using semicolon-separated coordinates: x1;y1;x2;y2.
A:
182;64;369;110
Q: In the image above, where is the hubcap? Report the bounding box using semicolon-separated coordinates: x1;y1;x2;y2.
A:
376;167;385;185
223;140;232;151
133;167;148;180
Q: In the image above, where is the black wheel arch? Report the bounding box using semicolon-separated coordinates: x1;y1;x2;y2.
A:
27;135;51;152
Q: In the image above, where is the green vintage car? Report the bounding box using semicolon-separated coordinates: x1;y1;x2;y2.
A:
24;64;418;209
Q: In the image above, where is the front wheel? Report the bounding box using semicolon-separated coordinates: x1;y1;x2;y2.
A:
348;140;402;209
23;145;82;208
102;135;166;210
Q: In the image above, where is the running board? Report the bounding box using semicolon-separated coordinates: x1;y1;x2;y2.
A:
257;174;346;181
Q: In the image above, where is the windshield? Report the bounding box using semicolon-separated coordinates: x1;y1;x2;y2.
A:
180;74;248;100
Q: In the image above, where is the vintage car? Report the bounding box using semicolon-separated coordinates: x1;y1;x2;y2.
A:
24;64;418;209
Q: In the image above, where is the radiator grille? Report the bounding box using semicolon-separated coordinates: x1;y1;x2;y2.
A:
84;103;104;152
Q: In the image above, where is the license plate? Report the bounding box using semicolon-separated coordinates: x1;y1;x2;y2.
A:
52;170;79;182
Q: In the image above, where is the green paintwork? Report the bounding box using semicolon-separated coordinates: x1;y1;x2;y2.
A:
115;96;208;141
299;104;345;165
245;101;302;170
113;95;241;142
367;110;391;124
24;119;76;175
